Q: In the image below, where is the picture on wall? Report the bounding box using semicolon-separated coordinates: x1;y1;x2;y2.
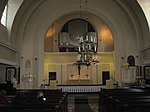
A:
5;67;17;82
49;72;56;80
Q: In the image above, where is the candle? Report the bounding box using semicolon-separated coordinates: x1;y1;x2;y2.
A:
88;44;91;50
84;54;87;61
86;35;89;41
93;36;96;43
78;46;81;52
91;36;93;42
80;36;83;43
94;44;97;52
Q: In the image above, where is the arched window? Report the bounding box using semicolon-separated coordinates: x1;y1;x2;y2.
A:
1;5;7;26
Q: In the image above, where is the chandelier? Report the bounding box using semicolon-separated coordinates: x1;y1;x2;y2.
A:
77;34;98;66
76;0;99;66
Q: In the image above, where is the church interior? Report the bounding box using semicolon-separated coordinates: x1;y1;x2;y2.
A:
0;0;150;112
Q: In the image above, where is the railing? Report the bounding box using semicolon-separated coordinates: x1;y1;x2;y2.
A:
57;85;105;93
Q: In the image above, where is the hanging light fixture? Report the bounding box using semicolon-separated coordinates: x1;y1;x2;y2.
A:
76;0;99;66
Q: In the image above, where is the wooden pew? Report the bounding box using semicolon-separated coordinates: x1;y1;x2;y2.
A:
100;88;150;112
0;104;61;112
7;89;68;112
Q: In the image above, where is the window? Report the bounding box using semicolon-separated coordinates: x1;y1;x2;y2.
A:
1;5;7;26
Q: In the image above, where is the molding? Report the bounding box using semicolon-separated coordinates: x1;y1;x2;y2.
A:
0;42;17;52
141;45;150;51
0;58;18;65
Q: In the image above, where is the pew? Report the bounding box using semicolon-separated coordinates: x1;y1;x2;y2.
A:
2;89;68;112
0;104;61;112
100;88;150;112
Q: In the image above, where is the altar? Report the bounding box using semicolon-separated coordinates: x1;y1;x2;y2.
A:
68;77;91;85
44;52;114;85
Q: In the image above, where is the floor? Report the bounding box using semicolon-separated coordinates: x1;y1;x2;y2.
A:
67;93;100;112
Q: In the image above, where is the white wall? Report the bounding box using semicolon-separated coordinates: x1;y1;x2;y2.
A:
138;0;150;30
43;52;114;85
7;0;150;87
7;0;23;38
0;24;8;44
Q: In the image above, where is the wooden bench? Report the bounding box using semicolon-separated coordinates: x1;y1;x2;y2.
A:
0;104;61;112
100;88;150;112
7;89;68;112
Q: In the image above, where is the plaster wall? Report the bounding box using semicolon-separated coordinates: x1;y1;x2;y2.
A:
2;0;149;87
13;0;144;87
0;24;8;44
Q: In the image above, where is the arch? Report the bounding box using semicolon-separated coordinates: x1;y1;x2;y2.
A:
44;11;114;52
10;0;149;86
58;18;97;52
61;19;96;32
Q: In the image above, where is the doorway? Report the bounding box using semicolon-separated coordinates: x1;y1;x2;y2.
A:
102;71;110;85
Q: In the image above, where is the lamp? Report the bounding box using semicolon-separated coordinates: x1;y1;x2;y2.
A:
76;0;99;66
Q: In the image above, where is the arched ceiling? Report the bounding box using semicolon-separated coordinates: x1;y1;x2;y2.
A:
10;0;150;53
6;0;150;83
138;0;150;30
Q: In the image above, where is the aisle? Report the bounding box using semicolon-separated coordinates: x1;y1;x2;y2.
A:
67;93;100;112
75;98;92;112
